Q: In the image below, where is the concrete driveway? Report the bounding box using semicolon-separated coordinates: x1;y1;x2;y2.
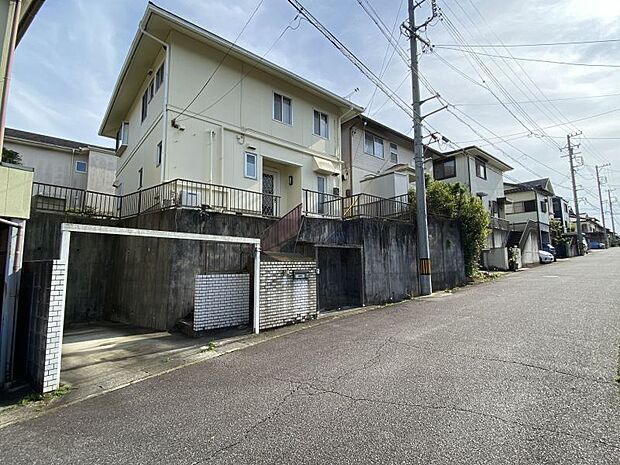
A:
0;249;618;464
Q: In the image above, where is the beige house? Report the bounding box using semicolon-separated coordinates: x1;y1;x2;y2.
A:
99;3;363;218
4;128;116;194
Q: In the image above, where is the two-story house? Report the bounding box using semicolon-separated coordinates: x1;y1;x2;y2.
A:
4;128;117;194
341;115;439;199
503;178;556;265
429;146;513;269
98;3;363;219
552;196;572;233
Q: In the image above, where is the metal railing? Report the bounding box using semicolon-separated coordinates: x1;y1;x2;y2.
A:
490;216;510;231
32;179;281;220
302;189;411;221
32;182;120;218
261;203;302;251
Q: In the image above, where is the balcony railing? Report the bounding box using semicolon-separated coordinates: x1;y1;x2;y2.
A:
261;203;302;251
490;216;510;231
302;190;411;221
31;179;281;220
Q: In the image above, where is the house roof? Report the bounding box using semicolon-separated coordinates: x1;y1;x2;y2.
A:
99;2;364;137
440;145;513;172
504;178;555;196
5;128;114;153
17;0;45;45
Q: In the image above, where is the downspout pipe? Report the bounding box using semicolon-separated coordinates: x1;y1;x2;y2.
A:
0;0;22;153
139;27;169;184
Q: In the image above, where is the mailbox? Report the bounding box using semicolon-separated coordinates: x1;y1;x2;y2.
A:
292;270;310;280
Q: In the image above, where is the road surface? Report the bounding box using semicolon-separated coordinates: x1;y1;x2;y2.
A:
1;249;619;464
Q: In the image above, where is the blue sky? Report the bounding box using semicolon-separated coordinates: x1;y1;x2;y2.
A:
8;0;620;218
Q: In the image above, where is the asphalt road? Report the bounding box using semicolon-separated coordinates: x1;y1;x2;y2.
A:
1;250;619;464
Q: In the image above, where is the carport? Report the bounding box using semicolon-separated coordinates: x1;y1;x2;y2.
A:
40;223;261;393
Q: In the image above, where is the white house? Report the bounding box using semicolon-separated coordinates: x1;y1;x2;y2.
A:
4;128;116;194
99;3;363;218
429;146;513;269
504;178;555;246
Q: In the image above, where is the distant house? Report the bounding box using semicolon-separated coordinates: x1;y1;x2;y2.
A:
341;115;436;199
552;196;571;232
572;213;607;247
504;178;555;265
98;3;363;218
429;146;513;269
4;128;116;194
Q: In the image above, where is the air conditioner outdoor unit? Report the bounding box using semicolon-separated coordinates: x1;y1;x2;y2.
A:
180;190;202;207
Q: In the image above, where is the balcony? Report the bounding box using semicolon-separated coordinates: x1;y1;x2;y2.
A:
31;179;281;220
490;216;510;231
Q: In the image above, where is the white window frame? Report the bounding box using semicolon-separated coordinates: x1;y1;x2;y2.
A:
155;63;164;91
389;143;398;164
364;131;384;159
244;152;257;180
313;109;329;139
156;141;162;167
273;92;293;126
75;160;87;173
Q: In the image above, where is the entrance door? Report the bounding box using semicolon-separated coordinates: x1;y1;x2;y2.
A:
262;169;279;216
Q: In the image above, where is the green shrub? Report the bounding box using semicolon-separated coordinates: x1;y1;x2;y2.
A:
410;176;490;277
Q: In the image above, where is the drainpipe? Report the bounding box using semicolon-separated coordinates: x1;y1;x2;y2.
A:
220;125;225;185
139;27;169;184
208;129;214;183
0;0;22;153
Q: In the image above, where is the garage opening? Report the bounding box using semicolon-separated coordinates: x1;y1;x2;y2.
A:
315;245;363;312
19;223;261;393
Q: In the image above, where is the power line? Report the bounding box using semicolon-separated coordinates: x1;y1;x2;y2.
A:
435;45;620;68
172;0;265;123
434;38;620;48
452;91;620;106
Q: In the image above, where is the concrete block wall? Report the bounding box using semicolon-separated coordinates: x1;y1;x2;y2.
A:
194;274;250;331
41;260;67;392
259;260;317;330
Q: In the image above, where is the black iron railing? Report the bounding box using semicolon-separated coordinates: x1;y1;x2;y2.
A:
32;179;281;219
303;189;343;218
302;190;411;221
261;203;302;251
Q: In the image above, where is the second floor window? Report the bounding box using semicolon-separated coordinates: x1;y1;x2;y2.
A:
475;157;487;179
245;152;257;179
433;157;456;180
75;161;87;173
364;132;384;159
141;90;148;122
313;110;328;138
390;143;398;163
148;80;155;103
156;141;162;166
155;64;164;91
540;200;547;213
273;93;292;125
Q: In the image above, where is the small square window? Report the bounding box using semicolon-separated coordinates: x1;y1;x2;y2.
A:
245;152;257;179
313;110;328;138
156;141;162;166
273;93;292;125
75;160;87;173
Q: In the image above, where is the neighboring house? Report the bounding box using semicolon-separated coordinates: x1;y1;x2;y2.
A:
572;213;606;246
341;115;437;198
99;3;363;218
552;196;571;232
504;178;555;245
4;128;117;194
429;146;513;269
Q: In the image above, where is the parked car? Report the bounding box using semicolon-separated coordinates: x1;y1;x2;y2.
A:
542;242;556;261
539;250;554;264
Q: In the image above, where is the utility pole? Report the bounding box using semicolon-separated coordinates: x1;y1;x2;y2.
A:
408;0;433;295
608;188;616;239
595;164;610;247
563;134;584;255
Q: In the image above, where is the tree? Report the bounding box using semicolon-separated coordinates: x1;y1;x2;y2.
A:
410;176;490;277
2;148;22;165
